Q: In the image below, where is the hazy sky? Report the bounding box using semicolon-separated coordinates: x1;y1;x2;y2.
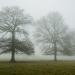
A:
0;0;75;59
0;0;75;29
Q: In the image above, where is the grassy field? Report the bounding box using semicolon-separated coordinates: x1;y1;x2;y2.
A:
0;61;75;75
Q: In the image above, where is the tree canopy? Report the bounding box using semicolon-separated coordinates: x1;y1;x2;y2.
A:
0;6;34;62
34;12;73;61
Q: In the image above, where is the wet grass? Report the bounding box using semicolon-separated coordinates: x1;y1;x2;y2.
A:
0;61;75;75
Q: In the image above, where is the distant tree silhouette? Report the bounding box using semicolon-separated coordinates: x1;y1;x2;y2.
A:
35;12;72;61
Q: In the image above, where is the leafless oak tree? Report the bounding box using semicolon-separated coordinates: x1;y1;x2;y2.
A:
35;12;71;61
0;6;34;62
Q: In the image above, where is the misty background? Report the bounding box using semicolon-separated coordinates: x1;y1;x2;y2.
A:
0;0;75;61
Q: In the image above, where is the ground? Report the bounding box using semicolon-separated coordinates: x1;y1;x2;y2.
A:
0;61;75;75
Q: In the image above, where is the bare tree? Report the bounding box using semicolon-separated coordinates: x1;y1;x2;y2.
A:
0;6;34;62
35;12;70;61
58;31;74;56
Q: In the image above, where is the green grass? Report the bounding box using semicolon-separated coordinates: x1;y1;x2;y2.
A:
0;61;75;75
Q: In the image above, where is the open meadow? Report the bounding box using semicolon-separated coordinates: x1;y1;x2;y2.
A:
0;61;75;75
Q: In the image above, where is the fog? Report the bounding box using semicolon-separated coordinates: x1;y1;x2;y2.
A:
0;0;75;61
0;0;75;28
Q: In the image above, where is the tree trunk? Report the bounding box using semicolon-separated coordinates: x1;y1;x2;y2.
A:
10;31;15;62
54;41;57;61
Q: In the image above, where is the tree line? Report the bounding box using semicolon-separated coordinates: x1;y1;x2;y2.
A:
0;6;75;62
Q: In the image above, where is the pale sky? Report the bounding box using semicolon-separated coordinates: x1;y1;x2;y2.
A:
0;0;75;60
0;0;75;29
